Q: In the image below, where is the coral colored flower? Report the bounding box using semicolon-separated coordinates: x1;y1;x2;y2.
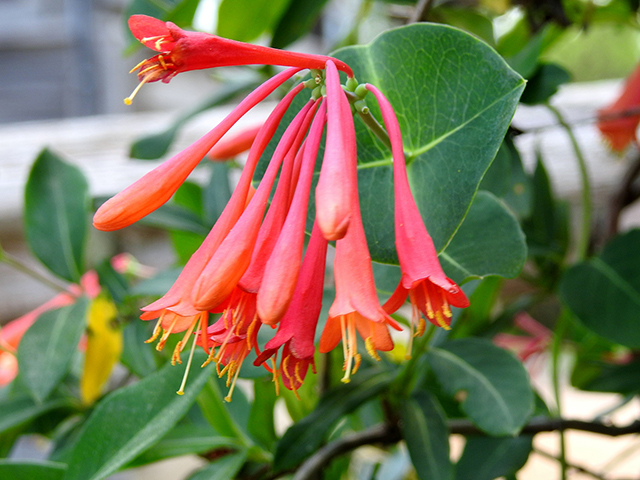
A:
315;60;357;241
207;125;262;161
94;68;302;231
365;84;469;339
597;61;640;152
125;15;352;102
140;83;307;362
254;222;328;394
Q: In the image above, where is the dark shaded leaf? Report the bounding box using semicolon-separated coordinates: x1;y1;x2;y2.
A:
24;149;89;282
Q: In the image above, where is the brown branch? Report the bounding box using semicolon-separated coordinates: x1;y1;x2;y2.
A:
292;417;640;480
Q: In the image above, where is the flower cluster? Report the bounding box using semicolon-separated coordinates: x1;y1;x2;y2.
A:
94;15;469;397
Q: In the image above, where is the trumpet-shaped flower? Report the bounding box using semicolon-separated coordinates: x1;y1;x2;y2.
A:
207;125;262;161
366;84;469;341
126;15;352;101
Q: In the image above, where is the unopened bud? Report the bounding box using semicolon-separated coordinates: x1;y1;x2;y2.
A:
354;99;369;114
346;76;359;91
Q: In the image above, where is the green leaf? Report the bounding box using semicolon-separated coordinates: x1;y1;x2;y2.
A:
17;299;89;403
271;0;329;48
274;369;394;471
400;391;452;480
520;63;571;105
577;360;640;395
0;461;67;480
128;424;241;467
0;395;70;435
248;377;278;450
333;24;524;263
129;80;260;160
139;203;210;235
187;451;247;480
218;0;290;42
455;436;532;480
560;229;640;348
479;135;532;218
204;162;233;226
439;191;527;284
64;351;214;480
170;182;207;263
24;149;89;282
428;339;534;436
120;320;158;378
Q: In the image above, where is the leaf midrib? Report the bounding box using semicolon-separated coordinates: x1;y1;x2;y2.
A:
431;348;515;429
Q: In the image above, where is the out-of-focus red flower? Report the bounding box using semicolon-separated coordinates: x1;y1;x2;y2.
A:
207;125;262;161
597;61;640;152
493;312;552;361
0;271;101;386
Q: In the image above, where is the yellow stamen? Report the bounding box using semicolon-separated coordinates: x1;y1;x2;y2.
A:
171;319;198;366
157;314;180;351
129;58;149;74
224;360;243;402
124;76;151;106
145;316;163;344
416;317;427;337
352;353;362;375
435;311;450;330
365;337;381;361
270;356;280;397
176;328;199;395
294;361;304;385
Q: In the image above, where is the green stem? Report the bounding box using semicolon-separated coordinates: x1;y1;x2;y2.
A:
546;103;592;261
551;308;572;480
356;109;392;150
394;324;437;396
0;248;70;293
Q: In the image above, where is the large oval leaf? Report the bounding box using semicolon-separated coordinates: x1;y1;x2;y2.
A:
24;149;89;282
560;229;640;348
333;24;525;262
439;191;527;284
17;299;89;404
455;435;532;480
400;391;452;480
428;338;533;436
64;351;214;480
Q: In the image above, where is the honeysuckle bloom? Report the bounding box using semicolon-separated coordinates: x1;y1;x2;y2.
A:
125;15;352;103
315;60;357;241
494;312;552;362
597;60;640;152
140;83;307;361
254;223;328;394
365;84;469;341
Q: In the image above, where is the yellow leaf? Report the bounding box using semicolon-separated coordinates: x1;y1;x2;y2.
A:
80;296;121;405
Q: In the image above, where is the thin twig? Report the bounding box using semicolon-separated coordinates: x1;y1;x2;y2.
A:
533;447;608;480
1;249;71;293
292;418;640;480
